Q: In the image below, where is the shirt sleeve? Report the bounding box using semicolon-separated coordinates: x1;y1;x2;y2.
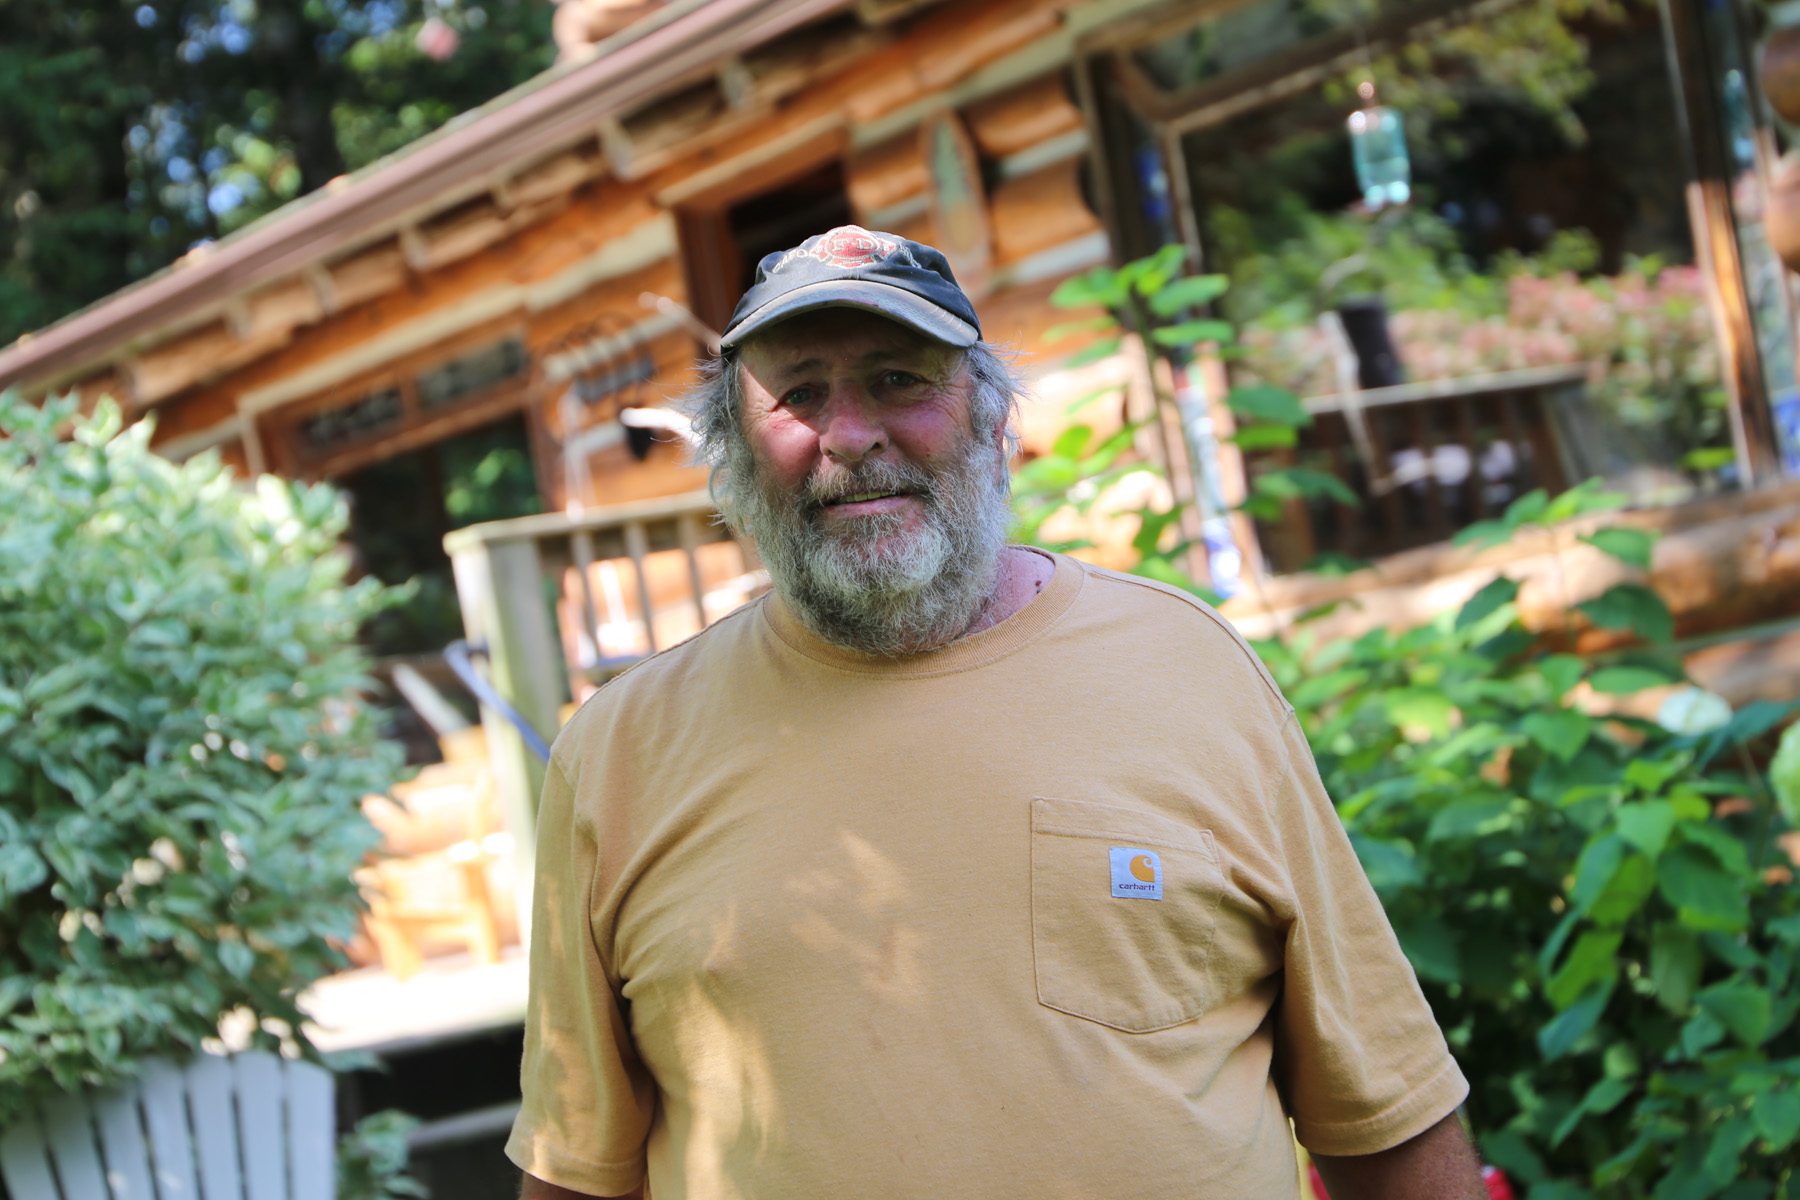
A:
505;755;655;1196
1269;711;1470;1156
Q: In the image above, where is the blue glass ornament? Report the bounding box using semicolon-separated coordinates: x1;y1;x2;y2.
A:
1348;81;1411;209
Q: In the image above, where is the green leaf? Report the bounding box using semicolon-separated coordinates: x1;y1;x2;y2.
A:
1522;710;1590;763
1656;845;1749;933
1427;797;1513;843
1049;266;1128;310
0;843;49;900
1452;518;1512;550
1393;914;1461;984
1577;584;1673;643
1679;1008;1726;1057
1227;424;1298;451
1256;467;1359;507
1588;854;1654;926
1550;1075;1633;1148
1538;654;1585;698
1538;984;1611;1060
1146;273;1230;316
1385;688;1456;738
1650;926;1704;1013
219;940;256;980
1579;527;1656;570
1590;666;1677;695
1120;244;1187;296
1042;316;1118;343
1150;320;1235;347
1348;835;1422;893
1225;385;1311;428
1050;424;1093;461
1288;668;1368;708
1771;721;1800;827
1615;801;1677;860
1454;576;1519;633
1751;1088;1800;1150
1696;980;1772;1047
1681;446;1736;472
1546;929;1623;1009
1505;488;1551;526
1569;834;1626;915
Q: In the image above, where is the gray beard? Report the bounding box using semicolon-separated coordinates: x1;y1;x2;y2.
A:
725;437;1011;656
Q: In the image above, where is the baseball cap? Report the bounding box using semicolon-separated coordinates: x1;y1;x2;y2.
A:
718;225;982;351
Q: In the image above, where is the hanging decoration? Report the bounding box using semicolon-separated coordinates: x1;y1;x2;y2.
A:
1347;80;1411;210
412;0;457;62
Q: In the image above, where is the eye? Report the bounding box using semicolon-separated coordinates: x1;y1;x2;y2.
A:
779;385;818;407
880;370;924;388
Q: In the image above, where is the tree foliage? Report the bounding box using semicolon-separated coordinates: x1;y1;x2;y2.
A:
0;390;406;1124
0;0;554;344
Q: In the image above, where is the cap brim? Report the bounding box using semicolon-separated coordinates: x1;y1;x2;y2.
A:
719;279;979;350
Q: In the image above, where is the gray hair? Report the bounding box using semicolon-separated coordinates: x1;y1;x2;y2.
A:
684;340;1025;511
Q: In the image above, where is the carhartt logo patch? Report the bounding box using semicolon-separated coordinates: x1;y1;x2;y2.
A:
1109;847;1162;900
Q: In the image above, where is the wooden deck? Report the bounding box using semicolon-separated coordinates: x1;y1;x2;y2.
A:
301;947;528;1057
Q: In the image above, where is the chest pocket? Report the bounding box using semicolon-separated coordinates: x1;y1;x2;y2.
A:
1030;797;1224;1033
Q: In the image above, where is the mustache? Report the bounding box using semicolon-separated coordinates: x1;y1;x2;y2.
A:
801;460;936;508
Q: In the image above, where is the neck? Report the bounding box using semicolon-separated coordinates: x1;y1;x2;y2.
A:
952;547;1052;643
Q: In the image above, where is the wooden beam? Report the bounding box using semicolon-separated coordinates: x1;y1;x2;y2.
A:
846;133;930;219
855;0;944;24
650;118;845;209
720;15;884;110
964;72;1083;159
989;158;1103;268
606;81;730;180
175;181;662;418
331;242;409;311
126;319;294;408
912;0;1062;92
305;264;338;317
508;145;607;210
399;224;431;273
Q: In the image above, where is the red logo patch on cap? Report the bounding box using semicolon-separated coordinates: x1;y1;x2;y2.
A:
810;226;899;268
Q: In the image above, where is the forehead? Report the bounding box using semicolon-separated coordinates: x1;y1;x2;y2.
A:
738;309;958;377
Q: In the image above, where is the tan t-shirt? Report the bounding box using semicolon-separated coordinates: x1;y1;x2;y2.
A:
506;551;1468;1198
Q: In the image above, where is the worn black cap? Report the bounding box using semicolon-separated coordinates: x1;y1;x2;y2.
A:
719;225;981;351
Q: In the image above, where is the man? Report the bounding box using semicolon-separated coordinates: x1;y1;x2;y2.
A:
508;227;1484;1199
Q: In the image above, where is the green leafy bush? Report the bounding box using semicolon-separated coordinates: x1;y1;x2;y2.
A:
337;1110;427;1200
0;391;406;1124
1259;525;1800;1197
1026;252;1800;1196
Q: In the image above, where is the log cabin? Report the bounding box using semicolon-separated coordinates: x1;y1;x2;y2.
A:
4;1;1800;1188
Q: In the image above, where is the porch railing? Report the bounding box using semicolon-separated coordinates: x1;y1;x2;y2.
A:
1246;366;1596;571
441;489;757;939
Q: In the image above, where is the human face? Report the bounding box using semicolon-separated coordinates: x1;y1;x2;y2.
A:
727;309;1010;655
737;308;990;546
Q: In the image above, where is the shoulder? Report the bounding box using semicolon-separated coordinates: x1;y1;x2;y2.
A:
550;595;768;775
1060;556;1294;719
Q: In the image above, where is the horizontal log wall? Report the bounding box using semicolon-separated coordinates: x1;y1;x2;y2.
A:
134;0;1113;513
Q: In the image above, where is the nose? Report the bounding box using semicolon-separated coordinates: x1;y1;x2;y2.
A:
816;387;885;465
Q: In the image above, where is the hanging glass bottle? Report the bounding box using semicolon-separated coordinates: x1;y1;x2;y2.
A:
1348;80;1411;209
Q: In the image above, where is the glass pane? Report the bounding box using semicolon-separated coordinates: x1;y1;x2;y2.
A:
299;387;403;455
416;337;529;411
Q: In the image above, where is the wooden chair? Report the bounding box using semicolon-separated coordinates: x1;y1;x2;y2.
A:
358;728;513;981
0;1050;334;1199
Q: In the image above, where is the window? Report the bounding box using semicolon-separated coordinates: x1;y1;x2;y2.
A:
677;159;852;337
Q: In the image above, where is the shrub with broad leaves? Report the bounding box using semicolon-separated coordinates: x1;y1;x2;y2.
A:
0;391;406;1124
